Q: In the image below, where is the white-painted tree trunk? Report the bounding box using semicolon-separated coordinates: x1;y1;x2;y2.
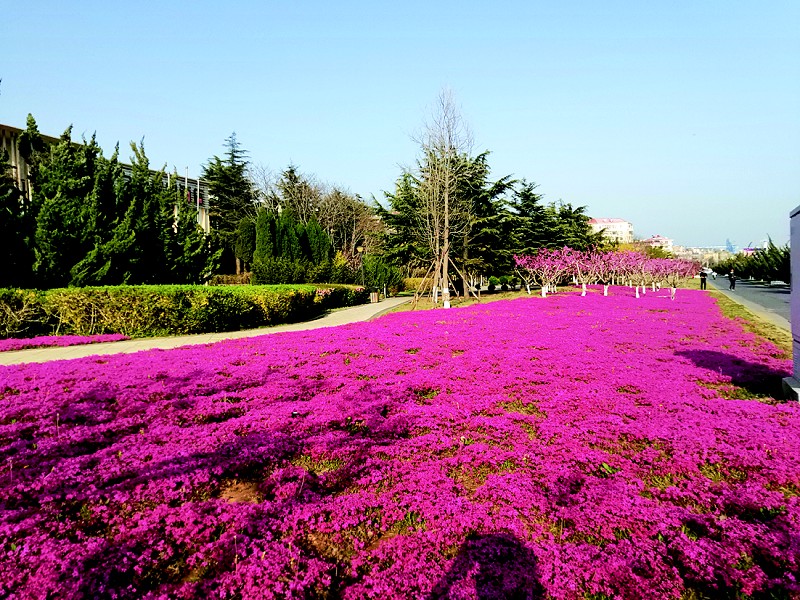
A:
671;287;677;300
603;284;609;296
541;286;547;298
651;282;656;292
635;286;640;298
581;283;587;296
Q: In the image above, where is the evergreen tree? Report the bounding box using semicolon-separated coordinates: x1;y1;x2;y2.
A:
81;142;169;284
453;152;514;284
32;126;97;287
253;210;277;264
277;210;302;262
377;172;429;274
510;180;557;253
69;146;125;286
550;202;603;250
234;218;257;272
203;133;257;273
164;176;222;284
305;218;331;264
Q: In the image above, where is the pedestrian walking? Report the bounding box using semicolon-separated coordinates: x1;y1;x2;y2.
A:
729;270;736;290
699;270;707;290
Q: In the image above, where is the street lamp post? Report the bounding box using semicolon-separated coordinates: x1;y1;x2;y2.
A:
356;246;365;286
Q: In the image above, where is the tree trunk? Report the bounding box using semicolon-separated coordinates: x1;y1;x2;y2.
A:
462;232;469;298
441;187;451;309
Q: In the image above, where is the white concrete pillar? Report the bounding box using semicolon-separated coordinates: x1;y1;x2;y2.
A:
782;205;800;399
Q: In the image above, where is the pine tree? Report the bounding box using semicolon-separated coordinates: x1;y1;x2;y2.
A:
203;133;257;274
32;126;97;287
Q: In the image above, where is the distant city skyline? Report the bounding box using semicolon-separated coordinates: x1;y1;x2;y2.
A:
2;1;797;249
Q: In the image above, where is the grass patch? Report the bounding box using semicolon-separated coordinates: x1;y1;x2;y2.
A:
385;290;533;314
706;289;791;356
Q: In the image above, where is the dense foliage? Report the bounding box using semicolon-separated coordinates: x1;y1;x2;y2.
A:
2;116;220;289
203;134;258;274
4;113;608;291
251;210;333;284
0;290;796;598
0;285;368;339
379;170;605;283
713;242;790;284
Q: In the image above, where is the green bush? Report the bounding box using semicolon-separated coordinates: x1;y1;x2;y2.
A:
0;284;370;339
403;278;431;293
362;256;404;295
252;257;307;285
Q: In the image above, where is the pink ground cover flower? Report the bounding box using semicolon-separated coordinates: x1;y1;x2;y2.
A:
0;287;798;599
0;333;129;353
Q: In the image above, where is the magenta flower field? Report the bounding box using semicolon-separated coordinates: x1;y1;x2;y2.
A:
1;287;798;599
0;334;130;353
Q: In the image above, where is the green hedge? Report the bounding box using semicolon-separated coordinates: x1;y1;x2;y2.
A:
0;284;369;339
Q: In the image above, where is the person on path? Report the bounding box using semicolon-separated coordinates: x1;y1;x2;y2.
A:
729;270;736;290
699;270;707;290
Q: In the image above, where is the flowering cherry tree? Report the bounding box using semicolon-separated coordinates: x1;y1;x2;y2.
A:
515;249;701;300
514;248;572;298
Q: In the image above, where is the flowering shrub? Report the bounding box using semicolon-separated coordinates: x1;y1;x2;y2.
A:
0;334;129;353
0;288;797;599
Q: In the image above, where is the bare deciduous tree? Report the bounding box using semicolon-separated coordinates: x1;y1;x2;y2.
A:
415;89;475;307
249;163;382;258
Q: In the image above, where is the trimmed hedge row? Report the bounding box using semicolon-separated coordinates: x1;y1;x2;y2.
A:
0;284;369;339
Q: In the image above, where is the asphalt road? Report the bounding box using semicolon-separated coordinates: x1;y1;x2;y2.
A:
707;275;790;330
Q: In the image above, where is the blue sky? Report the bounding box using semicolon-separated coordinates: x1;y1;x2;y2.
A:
3;0;798;248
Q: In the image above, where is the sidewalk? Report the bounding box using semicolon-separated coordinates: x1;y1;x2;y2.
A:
707;279;791;332
0;297;410;366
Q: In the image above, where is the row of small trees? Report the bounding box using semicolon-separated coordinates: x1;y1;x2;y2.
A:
515;248;699;300
713;241;790;284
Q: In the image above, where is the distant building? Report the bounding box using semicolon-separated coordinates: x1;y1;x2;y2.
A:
0;122;211;233
641;234;674;253
588;218;634;244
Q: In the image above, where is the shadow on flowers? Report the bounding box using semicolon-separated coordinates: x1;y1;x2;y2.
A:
63;379;419;596
429;532;543;600
676;349;789;400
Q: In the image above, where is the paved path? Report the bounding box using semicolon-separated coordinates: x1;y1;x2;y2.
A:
708;277;790;332
0;297;410;366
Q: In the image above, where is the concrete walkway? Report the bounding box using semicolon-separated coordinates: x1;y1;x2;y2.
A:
0;297;410;366
707;278;791;332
